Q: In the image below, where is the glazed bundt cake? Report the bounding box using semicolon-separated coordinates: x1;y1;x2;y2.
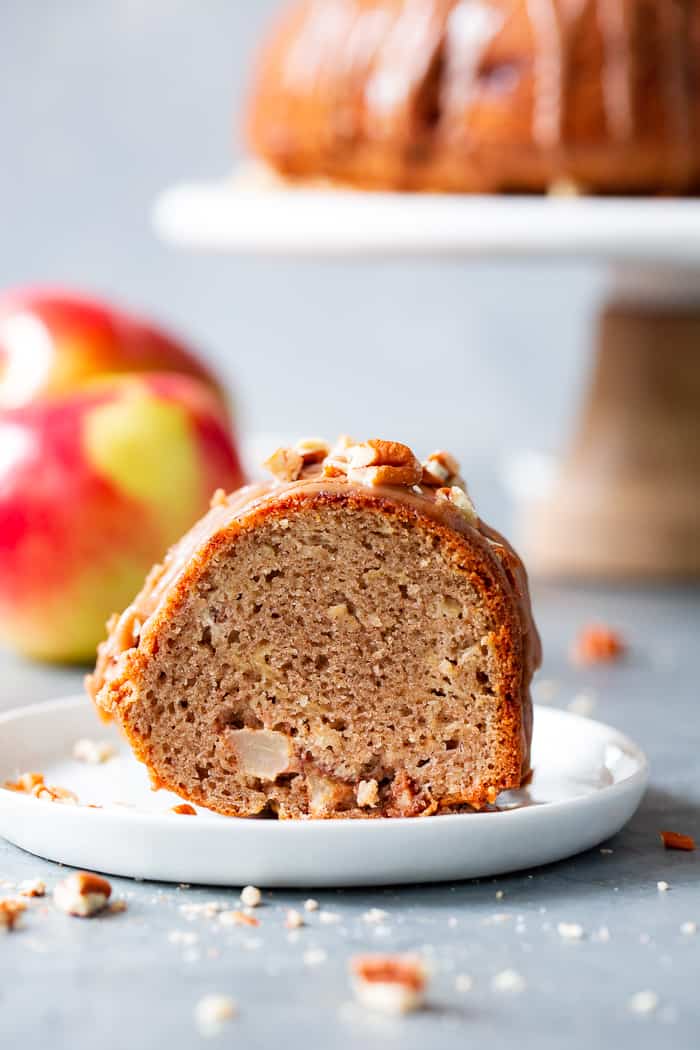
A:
247;0;700;194
88;438;540;818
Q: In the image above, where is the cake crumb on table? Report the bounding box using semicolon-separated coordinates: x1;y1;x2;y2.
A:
657;881;671;893
362;908;388;924
350;954;426;1015
195;994;237;1036
628;990;659;1015
319;910;341;925
557;922;585;941
240;885;262;908
219;910;260;928
304;898;319;912
659;830;696;851
303;948;328;967
491;969;526;993
285;909;304;929
171;803;197;815
18;878;45;898
73;738;116;764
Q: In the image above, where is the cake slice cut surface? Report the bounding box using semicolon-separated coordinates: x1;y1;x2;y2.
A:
88;438;540;818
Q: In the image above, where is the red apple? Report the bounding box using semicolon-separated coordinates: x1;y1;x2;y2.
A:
0;372;245;662
0;287;228;414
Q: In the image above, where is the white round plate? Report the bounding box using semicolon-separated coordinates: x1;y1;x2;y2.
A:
154;168;700;262
0;697;646;887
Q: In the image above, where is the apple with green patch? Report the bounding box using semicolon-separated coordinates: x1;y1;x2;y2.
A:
0;373;244;662
0;287;228;414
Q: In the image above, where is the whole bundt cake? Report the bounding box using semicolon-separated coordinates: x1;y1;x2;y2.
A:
246;0;700;193
88;438;540;819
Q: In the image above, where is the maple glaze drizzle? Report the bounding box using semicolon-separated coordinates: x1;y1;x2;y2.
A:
596;0;634;142
526;0;566;149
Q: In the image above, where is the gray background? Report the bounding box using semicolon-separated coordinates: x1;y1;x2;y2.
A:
0;0;602;488
2;4;698;1049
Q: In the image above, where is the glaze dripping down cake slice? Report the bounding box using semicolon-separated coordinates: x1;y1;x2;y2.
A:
87;438;540;818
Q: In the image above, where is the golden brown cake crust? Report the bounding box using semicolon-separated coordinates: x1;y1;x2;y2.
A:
88;441;540;818
246;0;700;194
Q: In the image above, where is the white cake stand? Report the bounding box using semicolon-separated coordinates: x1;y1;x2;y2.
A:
154;171;700;578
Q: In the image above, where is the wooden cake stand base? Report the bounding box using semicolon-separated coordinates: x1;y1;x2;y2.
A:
524;278;700;578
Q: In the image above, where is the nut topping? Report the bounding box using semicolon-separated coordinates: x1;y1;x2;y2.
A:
421;450;464;488
263;446;304;483
345;440;422;488
435;485;478;524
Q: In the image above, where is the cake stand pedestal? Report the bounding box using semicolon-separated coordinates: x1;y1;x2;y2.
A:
154;176;700;578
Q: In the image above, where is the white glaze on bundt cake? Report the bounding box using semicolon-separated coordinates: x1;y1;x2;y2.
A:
87;438;540;818
247;0;700;193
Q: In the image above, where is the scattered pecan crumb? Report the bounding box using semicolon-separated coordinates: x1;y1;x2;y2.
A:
350;954;426;1014
557;922;585;941
18;878;45;898
0;898;27;931
660;830;695;852
219;910;259;928
109;900;128;914
3;771;44;793
195;994;237;1035
285;909;304;929
240;885;262;908
362;908;389;924
303;947;328;967
628;990;658;1015
491;969;526;993
73;738;116;765
171;803;197;815
570;624;626;665
32;783;79;805
53;872;112;917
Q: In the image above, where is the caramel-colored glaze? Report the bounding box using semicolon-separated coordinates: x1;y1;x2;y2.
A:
246;0;700;193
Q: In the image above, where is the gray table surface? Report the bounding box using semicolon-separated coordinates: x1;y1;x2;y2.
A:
2;581;698;1050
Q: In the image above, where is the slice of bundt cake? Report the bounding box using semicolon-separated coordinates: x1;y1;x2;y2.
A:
87;438;540;818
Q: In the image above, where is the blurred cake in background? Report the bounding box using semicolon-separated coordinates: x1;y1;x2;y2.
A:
247;0;700;194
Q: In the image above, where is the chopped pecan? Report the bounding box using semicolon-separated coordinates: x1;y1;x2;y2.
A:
435;485;478;524
570;624;626;665
0;898;26;931
263;446;304;482
421;450;463;488
295;437;330;464
346;440;422;487
3;771;45;793
660;830;696;852
350;954;427;1014
31;783;79;805
53;872;112;917
171;803;197;815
